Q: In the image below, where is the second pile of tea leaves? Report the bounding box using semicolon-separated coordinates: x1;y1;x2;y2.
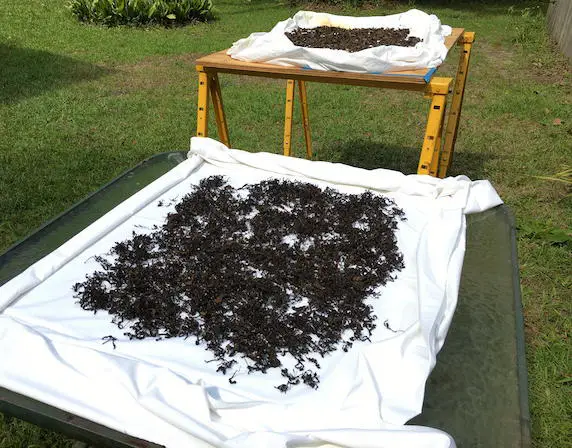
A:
74;176;406;392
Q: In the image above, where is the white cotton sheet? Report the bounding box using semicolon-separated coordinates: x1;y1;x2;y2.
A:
227;10;452;73
0;137;502;448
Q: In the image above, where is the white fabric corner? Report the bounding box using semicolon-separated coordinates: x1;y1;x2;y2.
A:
0;137;503;448
227;9;452;73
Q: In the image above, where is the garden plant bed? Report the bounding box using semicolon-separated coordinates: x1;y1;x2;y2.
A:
285;26;421;52
74;176;406;393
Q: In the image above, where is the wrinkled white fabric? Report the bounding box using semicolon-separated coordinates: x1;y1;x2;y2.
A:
228;10;452;73
0;137;502;448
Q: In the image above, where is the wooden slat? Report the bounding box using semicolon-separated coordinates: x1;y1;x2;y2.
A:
196;51;428;87
195;28;464;86
446;28;465;50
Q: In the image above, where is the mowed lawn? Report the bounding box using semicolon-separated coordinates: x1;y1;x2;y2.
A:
0;0;570;447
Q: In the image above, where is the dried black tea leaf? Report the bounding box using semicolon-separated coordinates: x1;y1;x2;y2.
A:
74;176;406;392
285;26;421;53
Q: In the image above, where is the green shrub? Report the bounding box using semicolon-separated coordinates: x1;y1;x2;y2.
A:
69;0;214;27
285;0;369;6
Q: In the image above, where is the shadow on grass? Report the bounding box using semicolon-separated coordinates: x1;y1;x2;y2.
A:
326;138;491;178
328;138;421;174
0;44;111;104
445;149;494;179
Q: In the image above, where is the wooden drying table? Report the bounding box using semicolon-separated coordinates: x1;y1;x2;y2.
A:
195;28;474;178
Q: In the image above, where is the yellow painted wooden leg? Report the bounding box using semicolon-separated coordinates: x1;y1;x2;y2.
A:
209;73;230;147
419;94;447;176
283;79;295;157
298;80;312;159
429;114;445;175
439;32;475;178
418;77;451;176
196;68;209;138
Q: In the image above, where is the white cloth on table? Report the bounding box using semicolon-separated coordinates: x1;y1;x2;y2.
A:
227;9;452;73
0;137;502;448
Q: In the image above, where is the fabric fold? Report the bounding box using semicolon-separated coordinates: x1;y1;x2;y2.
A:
0;137;503;448
228;10;453;73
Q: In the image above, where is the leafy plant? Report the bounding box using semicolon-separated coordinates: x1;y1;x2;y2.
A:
284;0;380;7
68;0;214;27
518;220;572;247
507;4;545;48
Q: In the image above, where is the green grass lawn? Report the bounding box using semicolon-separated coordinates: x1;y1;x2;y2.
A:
0;0;570;447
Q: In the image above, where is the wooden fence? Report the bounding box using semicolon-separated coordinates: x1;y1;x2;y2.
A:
547;0;572;60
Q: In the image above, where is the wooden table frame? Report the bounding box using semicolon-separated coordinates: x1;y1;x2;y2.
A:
195;29;474;178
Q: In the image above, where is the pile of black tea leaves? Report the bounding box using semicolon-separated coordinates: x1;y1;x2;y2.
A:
74;176;406;392
285;26;422;52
